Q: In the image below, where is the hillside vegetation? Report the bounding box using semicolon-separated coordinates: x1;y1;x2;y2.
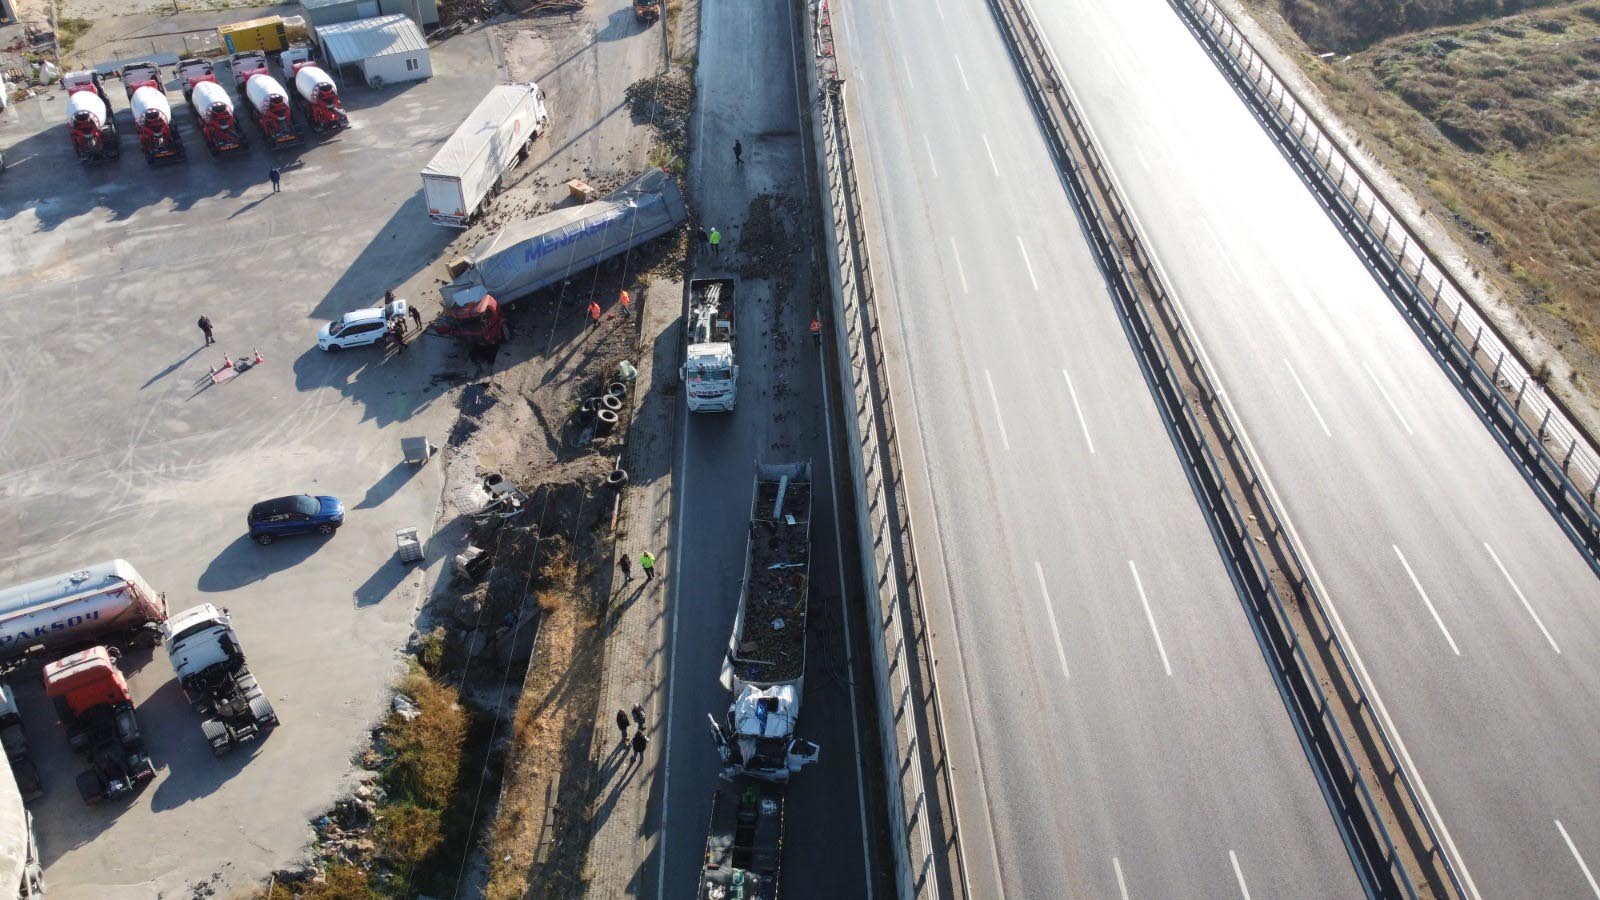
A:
1264;1;1600;387
1282;0;1570;51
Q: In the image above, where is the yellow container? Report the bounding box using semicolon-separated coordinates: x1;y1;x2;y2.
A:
218;16;288;54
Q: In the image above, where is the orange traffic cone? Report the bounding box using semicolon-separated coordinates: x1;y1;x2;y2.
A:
253;348;264;365
222;353;234;369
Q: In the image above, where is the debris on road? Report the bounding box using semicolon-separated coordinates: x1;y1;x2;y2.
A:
738;193;803;280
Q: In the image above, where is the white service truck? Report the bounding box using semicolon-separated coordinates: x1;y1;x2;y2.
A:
421;82;549;227
708;462;820;783
681;278;739;413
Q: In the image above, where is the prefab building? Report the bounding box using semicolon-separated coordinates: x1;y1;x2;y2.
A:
316;15;432;88
301;0;438;30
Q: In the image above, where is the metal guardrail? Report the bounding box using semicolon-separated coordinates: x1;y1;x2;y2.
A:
984;0;1431;896
1173;0;1600;574
802;0;961;896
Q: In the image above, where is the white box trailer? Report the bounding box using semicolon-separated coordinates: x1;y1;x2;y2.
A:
421;82;549;227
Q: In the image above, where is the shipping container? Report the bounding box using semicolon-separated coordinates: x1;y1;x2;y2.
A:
218;16;288;54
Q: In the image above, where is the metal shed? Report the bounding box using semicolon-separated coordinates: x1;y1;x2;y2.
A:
301;0;437;30
316;15;433;87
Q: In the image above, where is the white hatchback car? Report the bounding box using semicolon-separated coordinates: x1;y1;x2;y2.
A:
318;299;409;351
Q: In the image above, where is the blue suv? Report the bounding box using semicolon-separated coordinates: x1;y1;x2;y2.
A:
248;495;345;545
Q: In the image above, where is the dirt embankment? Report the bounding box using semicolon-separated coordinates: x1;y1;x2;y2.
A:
1248;0;1600;417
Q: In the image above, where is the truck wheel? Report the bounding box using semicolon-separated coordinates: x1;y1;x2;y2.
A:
201;719;230;756
249;696;278;728
253;532;274;545
75;771;105;805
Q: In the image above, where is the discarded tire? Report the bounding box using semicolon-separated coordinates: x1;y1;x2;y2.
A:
579;397;599;413
596;408;619;433
601;394;623;412
607;468;629;487
607;381;628;398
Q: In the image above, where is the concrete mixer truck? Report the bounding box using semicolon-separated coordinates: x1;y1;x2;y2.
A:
231;51;303;149
177;58;247;156
280;47;348;134
62;70;121;164
121;61;186;165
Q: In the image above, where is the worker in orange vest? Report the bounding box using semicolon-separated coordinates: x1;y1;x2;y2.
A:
810;313;821;347
619;289;632;319
588;299;602;328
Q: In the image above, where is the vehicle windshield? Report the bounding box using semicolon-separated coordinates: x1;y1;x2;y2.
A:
689;366;731;383
293;495;319;516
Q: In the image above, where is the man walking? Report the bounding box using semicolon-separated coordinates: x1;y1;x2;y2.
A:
709;227;722;255
587;299;603;329
268;166;281;193
639;550;656;581
619;554;633;582
615;709;630;745
734;139;743;165
630;728;649;765
197;315;215;345
409;304;423;330
696;226;708;250
618;289;632;319
631;703;647;732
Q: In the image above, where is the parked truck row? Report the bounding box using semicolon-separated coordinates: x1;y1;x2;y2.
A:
65;49;348;166
0;561;280;895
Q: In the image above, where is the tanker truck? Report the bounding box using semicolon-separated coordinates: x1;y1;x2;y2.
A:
0;560;168;666
708;462;821;783
62;70;120;164
177;58;247;156
279;47;348;134
120;62;185;165
435;168;688;344
231;51;303;149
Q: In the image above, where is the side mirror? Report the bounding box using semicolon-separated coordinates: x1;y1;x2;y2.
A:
678;365;686;383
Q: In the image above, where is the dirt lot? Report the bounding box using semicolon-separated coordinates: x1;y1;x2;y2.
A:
1245;0;1600;432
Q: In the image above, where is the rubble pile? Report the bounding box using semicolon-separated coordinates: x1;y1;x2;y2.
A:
625;71;693;159
738;193;802;280
733;480;811;682
438;0;503;27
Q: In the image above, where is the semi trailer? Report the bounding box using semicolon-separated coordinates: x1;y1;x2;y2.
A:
0;560;168;665
420;82;548;227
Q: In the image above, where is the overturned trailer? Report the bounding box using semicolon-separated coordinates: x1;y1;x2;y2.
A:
435;168;688;343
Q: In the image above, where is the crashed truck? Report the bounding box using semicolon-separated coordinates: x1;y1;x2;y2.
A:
709;462;821;783
434;168;688;343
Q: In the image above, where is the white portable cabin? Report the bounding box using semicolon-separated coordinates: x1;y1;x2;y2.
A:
316;15;431;88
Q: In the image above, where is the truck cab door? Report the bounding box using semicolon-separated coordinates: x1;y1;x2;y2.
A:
785;738;819;773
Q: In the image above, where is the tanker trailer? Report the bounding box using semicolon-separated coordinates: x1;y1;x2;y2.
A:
121;62;185;165
0;560;168;666
62;70;120;164
177;58;247;156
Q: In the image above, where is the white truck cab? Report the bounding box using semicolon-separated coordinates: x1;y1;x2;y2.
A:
681;278;738;413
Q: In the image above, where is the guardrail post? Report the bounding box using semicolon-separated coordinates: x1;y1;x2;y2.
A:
1566;438;1578;471
1540;409;1553;441
1514;380;1527;412
1490;349;1504;382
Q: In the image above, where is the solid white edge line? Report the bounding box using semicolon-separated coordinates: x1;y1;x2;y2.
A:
984;369;1011;451
1128;560;1172;676
954;53;970;92
1112;856;1131;900
1485;542;1561;654
1282;357;1332;437
1229;850;1253;900
981;133;1001;178
1015;234;1039;291
1061;367;1096;454
1068;52;1484;892
901;57;914;90
932;0;944;19
1393;544;1461;655
1362;360;1415;436
820;308;878;900
657;372;690;900
1557;819;1600;899
1033;562;1072;680
922;134;940;178
948;238;969;294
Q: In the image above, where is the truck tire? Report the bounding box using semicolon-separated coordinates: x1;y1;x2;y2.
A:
201;719;230;756
75;771;105;805
249;695;278;728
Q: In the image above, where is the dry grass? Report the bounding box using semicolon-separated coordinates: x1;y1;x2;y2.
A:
385;668;470;811
55;18;92;55
1281;0;1571;51
1257;1;1600;378
241;865;378;899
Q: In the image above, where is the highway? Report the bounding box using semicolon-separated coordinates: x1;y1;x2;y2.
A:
832;0;1363;896
1025;1;1600;897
